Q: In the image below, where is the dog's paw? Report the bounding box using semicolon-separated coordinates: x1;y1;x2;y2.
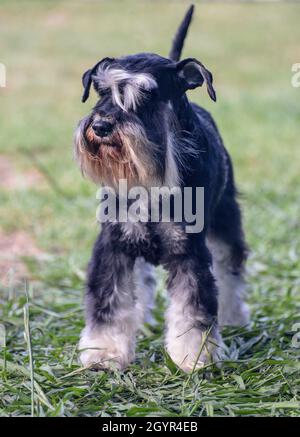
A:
166;327;224;373
78;326;135;371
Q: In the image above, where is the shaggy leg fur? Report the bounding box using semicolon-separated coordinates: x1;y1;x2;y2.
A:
163;238;223;373
209;172;250;327
79;226;140;370
79;227;158;369
207;236;250;327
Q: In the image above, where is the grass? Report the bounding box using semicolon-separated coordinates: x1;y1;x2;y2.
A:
0;0;300;417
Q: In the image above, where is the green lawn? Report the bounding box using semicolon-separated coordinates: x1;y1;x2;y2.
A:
0;0;300;417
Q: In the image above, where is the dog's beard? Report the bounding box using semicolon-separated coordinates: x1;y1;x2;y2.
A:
74;118;162;189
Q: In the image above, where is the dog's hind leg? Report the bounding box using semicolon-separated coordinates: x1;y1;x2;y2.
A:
208;165;250;328
134;257;157;325
207;235;249;327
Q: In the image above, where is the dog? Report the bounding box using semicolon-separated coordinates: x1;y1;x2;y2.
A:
74;5;249;373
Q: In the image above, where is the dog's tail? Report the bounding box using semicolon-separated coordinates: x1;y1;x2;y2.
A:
169;4;194;62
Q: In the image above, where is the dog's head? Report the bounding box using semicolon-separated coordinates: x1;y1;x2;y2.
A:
74;53;216;189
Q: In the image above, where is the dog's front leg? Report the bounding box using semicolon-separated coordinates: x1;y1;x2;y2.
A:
79;225;138;370
164;244;223;373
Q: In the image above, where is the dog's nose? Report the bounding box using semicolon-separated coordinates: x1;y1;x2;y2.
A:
92;120;114;137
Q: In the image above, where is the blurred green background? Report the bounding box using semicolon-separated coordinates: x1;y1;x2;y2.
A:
0;0;300;417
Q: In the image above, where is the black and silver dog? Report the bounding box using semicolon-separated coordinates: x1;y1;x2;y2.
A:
74;5;249;372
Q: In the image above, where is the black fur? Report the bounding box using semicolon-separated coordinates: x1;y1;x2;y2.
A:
77;5;248;361
169;4;195;62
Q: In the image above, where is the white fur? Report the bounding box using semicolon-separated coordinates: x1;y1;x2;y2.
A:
165;269;222;373
207;236;250;327
79;307;138;370
121;221;148;243
163;105;181;187
93;66;157;112
79;256;156;369
164;133;181;188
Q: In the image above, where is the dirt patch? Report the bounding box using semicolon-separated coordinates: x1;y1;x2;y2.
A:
0;230;43;286
45;11;68;28
0;155;44;191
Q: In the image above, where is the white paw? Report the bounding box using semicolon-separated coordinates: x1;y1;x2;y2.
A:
166;327;223;373
78;326;135;370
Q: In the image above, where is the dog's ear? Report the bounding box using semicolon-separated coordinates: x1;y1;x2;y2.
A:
176;58;216;101
82;68;93;103
81;57;115;103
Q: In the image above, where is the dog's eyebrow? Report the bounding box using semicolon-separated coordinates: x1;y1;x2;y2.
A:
92;66;157;112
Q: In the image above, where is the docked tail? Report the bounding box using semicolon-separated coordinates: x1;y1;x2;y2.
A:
169;4;195;62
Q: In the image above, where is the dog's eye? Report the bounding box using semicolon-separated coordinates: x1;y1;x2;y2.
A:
97;89;105;98
140;87;158;103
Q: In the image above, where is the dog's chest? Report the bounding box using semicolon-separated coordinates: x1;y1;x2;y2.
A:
118;221;187;264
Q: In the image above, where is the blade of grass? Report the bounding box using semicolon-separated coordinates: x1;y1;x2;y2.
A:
23;282;35;417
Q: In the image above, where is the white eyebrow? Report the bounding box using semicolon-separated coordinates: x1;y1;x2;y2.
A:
92;65;157;111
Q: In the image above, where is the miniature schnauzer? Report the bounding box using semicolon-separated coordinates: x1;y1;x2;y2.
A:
74;5;249;373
